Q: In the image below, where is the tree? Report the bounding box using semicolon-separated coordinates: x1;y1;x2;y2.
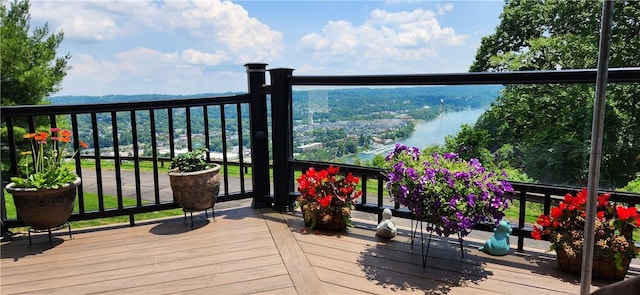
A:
1;0;70;106
470;0;640;188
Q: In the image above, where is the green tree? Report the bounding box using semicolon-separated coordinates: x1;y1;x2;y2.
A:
470;0;640;188
1;0;70;106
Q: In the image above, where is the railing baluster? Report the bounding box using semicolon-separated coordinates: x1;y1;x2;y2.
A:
220;104;229;195
111;111;123;210
149;109;161;204
186;107;192;151
131;110;142;207
71;114;85;214
236;104;246;192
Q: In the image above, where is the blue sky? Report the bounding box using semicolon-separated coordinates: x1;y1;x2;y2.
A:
28;0;505;96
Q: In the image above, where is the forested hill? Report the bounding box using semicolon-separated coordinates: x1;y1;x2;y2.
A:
49;85;502;119
47;93;239;105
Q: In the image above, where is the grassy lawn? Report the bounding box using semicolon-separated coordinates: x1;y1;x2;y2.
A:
4;190;184;232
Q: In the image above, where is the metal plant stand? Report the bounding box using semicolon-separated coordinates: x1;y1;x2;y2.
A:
183;206;216;229
28;222;72;247
410;218;464;269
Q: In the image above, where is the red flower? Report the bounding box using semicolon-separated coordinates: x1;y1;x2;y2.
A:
532;226;543;240
327;165;339;175
318;195;332;207
617;206;637;221
296;165;362;229
551;207;563;219
345;172;359;185
597;193;611;207
534;188;639;264
537;215;551;227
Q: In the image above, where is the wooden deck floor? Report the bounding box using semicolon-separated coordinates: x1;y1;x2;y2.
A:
2;205;638;294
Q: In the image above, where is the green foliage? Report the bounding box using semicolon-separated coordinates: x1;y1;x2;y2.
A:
470;0;640;188
169;147;212;173
10;129;84;189
444;124;490;162
1;0;70;106
622;174;640;193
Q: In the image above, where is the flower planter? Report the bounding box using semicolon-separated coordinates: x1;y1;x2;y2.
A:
301;206;347;231
556;248;631;281
168;165;221;211
5;177;81;230
296;166;361;231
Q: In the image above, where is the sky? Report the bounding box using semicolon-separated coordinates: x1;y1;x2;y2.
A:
26;0;506;96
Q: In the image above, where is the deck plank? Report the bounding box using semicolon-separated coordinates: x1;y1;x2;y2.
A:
2;206;638;294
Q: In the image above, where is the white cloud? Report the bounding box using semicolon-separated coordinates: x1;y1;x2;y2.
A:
436;3;454;16
29;0;283;95
297;7;468;72
181;49;229;66
62;49;246;95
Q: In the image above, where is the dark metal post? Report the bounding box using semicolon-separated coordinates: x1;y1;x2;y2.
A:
581;1;614;294
246;63;272;209
269;68;296;212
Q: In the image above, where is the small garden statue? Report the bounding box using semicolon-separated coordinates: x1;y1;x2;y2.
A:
479;220;512;256
376;208;397;239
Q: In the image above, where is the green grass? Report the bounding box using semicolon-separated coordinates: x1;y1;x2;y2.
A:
5;160;251;232
4;190;184;232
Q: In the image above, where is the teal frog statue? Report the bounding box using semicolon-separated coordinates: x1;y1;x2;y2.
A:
479;220;512;256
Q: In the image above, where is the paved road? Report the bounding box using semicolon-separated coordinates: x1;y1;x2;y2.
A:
78;169;253;203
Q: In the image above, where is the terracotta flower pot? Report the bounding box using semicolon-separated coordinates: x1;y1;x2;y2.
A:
301;205;348;231
5;177;81;230
168;165;221;211
555;248;631;281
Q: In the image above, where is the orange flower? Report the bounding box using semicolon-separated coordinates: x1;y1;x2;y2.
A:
13;129;86;189
34;131;49;141
59;130;72;137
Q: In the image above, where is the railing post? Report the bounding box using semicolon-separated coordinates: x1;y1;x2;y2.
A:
269;68;295;212
246;63;272;209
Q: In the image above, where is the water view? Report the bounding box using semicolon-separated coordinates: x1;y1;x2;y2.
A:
350;108;486;162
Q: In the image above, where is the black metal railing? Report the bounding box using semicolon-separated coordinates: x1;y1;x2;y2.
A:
1;64;272;228
271;66;640;251
2;63;640;253
1;95;254;226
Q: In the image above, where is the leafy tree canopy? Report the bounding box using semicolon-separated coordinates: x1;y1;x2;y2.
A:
469;0;639;188
1;0;70;106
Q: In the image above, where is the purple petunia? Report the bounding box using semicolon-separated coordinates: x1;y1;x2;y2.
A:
384;144;514;242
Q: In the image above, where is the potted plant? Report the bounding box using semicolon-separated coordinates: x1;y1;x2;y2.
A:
385;144;513;242
167;147;221;227
296;165;362;230
532;188;640;280
5;128;87;231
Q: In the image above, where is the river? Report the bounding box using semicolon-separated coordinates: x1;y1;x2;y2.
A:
346;108;486;162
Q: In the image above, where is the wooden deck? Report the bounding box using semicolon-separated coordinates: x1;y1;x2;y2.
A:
2;205;638;294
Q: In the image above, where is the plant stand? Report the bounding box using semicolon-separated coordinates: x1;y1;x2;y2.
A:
183;206;216;229
410;218;464;269
28;222;72;247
